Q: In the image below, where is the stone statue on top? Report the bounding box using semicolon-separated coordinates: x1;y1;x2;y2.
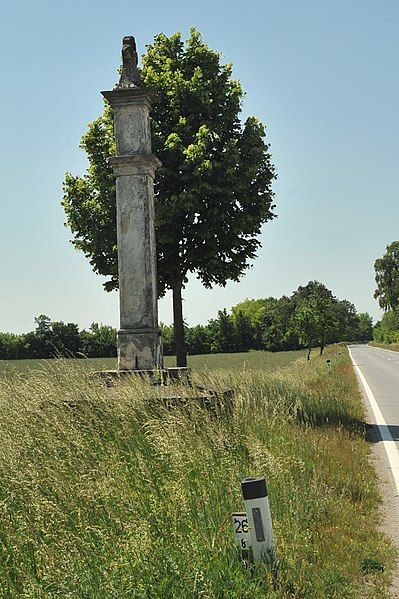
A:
116;36;142;89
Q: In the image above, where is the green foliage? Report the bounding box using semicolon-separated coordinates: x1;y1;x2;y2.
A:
80;323;117;357
373;307;399;344
62;105;117;291
185;324;212;355
0;333;27;360
0;348;393;596
23;315;82;358
0;317;117;361
185;281;369;358
232;309;254;352
262;296;298;351
289;281;373;357
355;312;374;342
208;309;236;353
231;298;267;348
292;283;337;357
334;300;360;342
293;300;322;357
159;323;175;356
374;241;399;311
143;29;276;292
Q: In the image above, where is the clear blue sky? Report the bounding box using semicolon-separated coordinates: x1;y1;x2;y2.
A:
1;0;398;333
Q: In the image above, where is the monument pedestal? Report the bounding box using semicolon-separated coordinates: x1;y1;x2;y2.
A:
98;366;191;386
117;328;162;371
97;366;233;416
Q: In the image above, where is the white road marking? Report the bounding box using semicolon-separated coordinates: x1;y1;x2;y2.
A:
349;347;399;499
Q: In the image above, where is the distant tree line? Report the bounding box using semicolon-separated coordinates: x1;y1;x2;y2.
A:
162;281;373;359
0;281;373;362
0;316;116;360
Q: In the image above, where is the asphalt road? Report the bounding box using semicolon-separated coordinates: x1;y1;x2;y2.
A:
349;344;399;495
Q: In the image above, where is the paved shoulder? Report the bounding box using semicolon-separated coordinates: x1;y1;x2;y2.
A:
349;344;399;594
350;345;399;436
349;345;399;489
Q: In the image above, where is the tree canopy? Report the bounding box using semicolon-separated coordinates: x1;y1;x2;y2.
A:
62;29;276;366
374;241;399;311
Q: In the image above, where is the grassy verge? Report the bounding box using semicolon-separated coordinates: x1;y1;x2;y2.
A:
369;341;399;352
0;347;394;597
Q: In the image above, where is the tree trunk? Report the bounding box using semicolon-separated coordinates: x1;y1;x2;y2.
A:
172;280;187;367
307;344;312;361
320;334;325;356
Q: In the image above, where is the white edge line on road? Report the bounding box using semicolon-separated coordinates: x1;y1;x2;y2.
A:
349;347;399;498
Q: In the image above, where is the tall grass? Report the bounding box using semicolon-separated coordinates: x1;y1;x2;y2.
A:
0;349;302;376
0;347;393;597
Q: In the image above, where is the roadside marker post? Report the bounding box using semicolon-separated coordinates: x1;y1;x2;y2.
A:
231;511;251;562
241;477;277;573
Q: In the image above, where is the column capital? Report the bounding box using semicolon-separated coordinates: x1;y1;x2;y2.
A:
108;154;162;177
101;87;158;109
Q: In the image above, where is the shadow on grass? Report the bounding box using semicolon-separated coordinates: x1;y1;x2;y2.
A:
301;416;399;444
294;408;368;436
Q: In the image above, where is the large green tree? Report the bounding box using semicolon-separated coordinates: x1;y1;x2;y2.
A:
291;281;339;357
293;300;321;360
231;298;267;349
261;296;298;352
374;241;399;311
355;312;373;342
62;29;276;366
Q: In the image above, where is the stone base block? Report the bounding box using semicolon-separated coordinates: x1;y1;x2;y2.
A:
96;367;234;415
98;366;191;386
149;385;234;417
117;328;162;371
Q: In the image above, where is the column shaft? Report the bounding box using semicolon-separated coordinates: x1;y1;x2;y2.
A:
101;88;163;371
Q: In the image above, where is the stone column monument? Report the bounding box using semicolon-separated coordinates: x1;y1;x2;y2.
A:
101;36;163;372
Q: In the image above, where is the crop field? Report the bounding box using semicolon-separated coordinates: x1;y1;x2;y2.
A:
0;347;394;597
0;349;302;377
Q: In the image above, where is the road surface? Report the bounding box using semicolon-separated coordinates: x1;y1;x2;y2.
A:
349;344;399;497
349;344;399;592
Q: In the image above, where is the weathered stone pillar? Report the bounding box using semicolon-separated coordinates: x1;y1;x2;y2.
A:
101;37;163;371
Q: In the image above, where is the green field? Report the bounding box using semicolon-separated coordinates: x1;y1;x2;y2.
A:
0;349;302;376
0;348;394;597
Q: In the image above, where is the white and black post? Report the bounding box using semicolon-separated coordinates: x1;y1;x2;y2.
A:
241;477;277;572
232;511;251;562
